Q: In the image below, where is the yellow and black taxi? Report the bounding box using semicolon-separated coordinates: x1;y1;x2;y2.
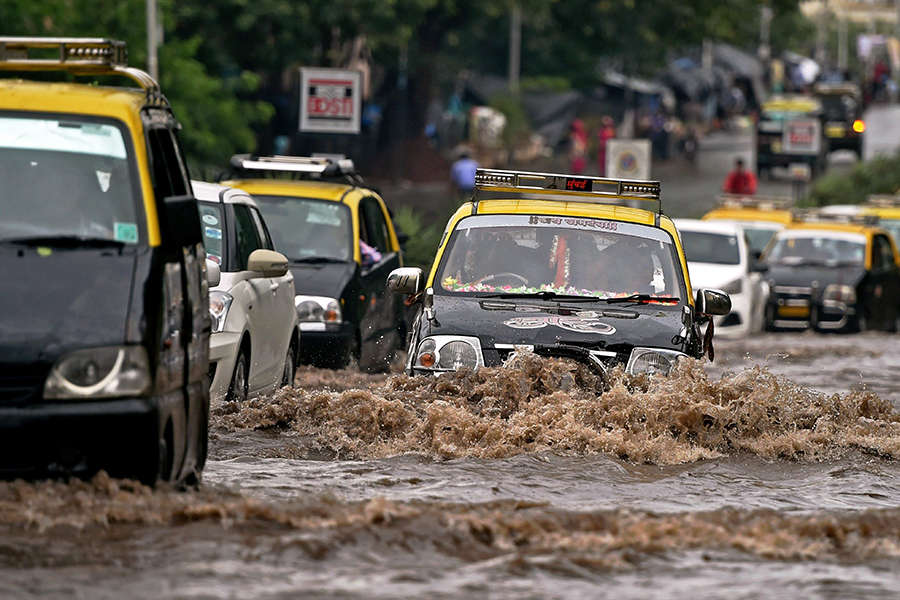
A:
702;194;793;257
0;38;209;485
814;82;864;157
762;215;900;333
755;95;827;179
223;155;406;371
387;169;731;377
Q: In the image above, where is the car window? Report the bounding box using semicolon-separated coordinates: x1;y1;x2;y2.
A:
147;127;190;199
361;198;390;253
232;204;262;271
873;235;895;270
249;205;274;251
679;230;740;265
198;202;225;264
0;114;142;244
254;195;353;261
768;234;866;267
436;214;683;300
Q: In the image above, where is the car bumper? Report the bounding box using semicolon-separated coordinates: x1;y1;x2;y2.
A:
0;396;162;477
299;321;354;359
209;331;242;401
767;298;856;331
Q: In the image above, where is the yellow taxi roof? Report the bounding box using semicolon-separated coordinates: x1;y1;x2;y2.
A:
702;207;793;225
863;206;900;219
222;178;354;202
474;198;658;225
0;80;146;122
787;221;874;235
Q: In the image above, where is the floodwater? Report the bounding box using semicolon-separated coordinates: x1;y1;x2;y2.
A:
4;333;900;599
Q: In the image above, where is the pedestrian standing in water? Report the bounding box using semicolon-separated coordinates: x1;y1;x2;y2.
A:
569;119;588;174
596;116;616;176
722;157;757;195
450;147;478;213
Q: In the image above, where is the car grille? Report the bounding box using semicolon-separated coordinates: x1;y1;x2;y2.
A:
0;366;48;405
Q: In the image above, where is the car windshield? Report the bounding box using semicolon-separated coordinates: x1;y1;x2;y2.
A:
254;195;352;261
680;230;740;265
742;226;781;255
436;214;683;300
819;94;857;121
0;114;141;244
198;202;225;264
767;233;866;266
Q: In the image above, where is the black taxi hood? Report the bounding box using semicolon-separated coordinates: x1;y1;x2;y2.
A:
0;247;135;364
424;294;685;351
767;263;865;290
289;260;356;298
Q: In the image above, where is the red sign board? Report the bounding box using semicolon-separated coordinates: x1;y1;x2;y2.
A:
300;68;361;134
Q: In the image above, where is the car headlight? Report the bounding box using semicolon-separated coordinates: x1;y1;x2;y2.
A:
625;348;687;376
44;345;151;399
295;295;342;323
414;335;483;371
823;284;856;304
720;278;743;295
209;290;233;333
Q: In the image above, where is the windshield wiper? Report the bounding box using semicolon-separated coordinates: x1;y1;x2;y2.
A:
603;294;679;305
480;291;602;302
0;235;126;248
290;256;348;264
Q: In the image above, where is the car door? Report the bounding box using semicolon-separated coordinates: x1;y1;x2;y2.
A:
869;234;900;327
357;195;402;368
249;202;296;367
231;202;278;391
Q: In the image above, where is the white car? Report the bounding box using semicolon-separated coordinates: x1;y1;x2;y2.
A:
194;181;300;402
674;219;768;337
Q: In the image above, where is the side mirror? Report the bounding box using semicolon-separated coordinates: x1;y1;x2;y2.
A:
248;249;289;277
164;195;203;249
695;288;732;316
387;267;424;295
206;258;221;287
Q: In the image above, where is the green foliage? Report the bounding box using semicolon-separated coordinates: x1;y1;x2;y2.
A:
807;153;900;207
1;0;273;173
392;206;442;270
488;93;531;149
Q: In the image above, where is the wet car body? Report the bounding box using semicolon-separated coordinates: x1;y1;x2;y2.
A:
391;169;731;377
701;196;792;258
763;222;900;332
0;38;209;485
224;158;406;372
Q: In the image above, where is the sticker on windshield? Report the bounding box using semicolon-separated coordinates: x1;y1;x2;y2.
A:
114;222;138;244
205;226;222;240
504;316;616;335
96;170;111;193
202;214;219;226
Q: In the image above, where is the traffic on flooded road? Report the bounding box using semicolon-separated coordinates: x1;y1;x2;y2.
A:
4;7;900;597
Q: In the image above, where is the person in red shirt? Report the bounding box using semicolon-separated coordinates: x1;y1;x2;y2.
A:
722;158;757;195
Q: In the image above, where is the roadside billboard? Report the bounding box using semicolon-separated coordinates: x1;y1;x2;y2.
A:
606;139;651;180
299;67;362;134
783;119;821;155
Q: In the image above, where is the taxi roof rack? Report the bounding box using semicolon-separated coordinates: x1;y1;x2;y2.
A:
716;194;792;211
473;168;662;214
793;208;879;226
0;37;164;105
866;194;900;208
225;154;363;184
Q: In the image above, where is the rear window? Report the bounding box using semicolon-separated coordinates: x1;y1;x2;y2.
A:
679;230;740;265
198;202;224;264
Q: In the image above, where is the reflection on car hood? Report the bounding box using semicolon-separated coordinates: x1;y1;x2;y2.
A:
425;295;685;353
0;247;135;364
766;264;865;290
289;260;356;298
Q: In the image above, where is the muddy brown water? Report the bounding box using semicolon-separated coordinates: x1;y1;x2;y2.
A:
3;333;900;599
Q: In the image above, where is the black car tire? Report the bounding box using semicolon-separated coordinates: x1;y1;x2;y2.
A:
227;351;249;402
281;340;297;388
